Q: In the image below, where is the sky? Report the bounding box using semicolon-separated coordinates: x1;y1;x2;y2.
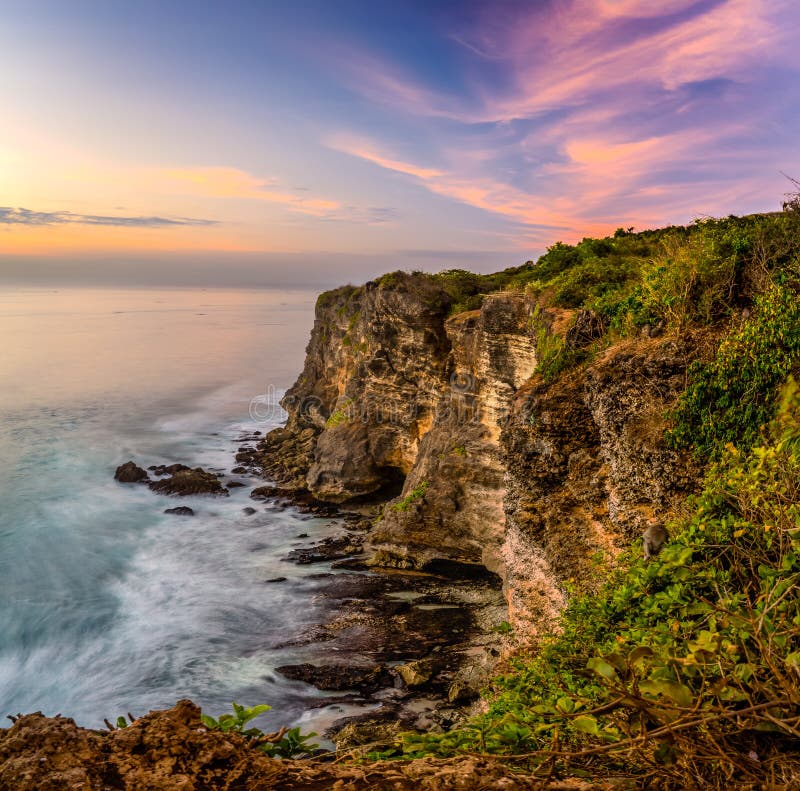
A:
1;0;799;287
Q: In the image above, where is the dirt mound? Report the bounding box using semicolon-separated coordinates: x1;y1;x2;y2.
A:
0;700;597;790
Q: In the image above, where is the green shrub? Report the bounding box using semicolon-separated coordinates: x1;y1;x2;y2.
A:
325;398;353;428
201;702;319;759
668;279;800;458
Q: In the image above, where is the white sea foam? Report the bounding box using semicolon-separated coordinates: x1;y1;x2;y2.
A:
0;287;345;731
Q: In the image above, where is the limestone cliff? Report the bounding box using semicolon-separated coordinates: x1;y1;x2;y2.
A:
257;272;704;636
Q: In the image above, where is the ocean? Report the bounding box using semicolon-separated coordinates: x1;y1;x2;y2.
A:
0;285;361;735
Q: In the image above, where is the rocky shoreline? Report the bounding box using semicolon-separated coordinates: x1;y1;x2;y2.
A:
241;436;510;750
103;267;708;756
113;425;508;752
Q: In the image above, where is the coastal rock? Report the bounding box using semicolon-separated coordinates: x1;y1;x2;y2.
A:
114;461;149;483
256;273;454;500
148;467;228;497
257;273;710;642
164;506;194;516
282;534;364;564
370;292;537;575
275;663;392;694
0;701;560;789
500;333;705;635
149;463;190;476
396;658;436;688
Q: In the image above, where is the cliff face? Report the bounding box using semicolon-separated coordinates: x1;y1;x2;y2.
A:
369;293;537;576
500;334;702;634
257;273;704;636
260;273;452;501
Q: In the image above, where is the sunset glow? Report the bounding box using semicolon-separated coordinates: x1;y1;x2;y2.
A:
1;0;798;284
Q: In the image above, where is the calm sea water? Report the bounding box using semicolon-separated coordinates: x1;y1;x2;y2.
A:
0;286;360;734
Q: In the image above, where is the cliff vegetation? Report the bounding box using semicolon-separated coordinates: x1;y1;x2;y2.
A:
260;202;800;787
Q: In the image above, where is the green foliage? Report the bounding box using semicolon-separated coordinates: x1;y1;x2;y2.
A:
492;620;513;635
325;398;353;428
668;278;800;458
104;713;136;730
534;327;590;382
260;726;321;759
385;381;800;784
201;702;272;735
391;480;430;512
201;702;319;759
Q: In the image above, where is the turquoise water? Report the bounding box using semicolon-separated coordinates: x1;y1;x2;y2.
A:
0;286;356;732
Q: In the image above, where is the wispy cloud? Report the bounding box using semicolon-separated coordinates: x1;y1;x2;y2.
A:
327;0;799;241
345;0;792;124
0;207;217;227
329;137;577;240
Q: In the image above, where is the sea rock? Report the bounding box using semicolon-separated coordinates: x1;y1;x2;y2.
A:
149;463;190;476
276;663;392;694
282;534;364;564
114;461;149;483
164;506;194;516
250;485;277;499
396;658;436;688
242;507;257;515
148;467;228;497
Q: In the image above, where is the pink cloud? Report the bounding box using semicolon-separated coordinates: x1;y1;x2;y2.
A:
341;0;791;123
325;1;798;246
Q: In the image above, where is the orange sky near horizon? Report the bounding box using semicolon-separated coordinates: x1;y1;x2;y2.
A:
1;0;798;282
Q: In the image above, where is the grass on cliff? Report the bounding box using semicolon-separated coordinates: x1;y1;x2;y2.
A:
381;378;800;788
435;208;800;327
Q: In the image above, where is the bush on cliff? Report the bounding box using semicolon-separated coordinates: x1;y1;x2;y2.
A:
668;276;800;458
389;379;800;788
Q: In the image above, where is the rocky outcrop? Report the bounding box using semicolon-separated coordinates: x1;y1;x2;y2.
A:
115;462;228;496
258;273;708;638
0;700;573;789
258;273;454;501
369;293;537;576
114;461;149;483
149;467;228;497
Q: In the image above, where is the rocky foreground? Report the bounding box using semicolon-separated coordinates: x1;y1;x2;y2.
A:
0;700;609;790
